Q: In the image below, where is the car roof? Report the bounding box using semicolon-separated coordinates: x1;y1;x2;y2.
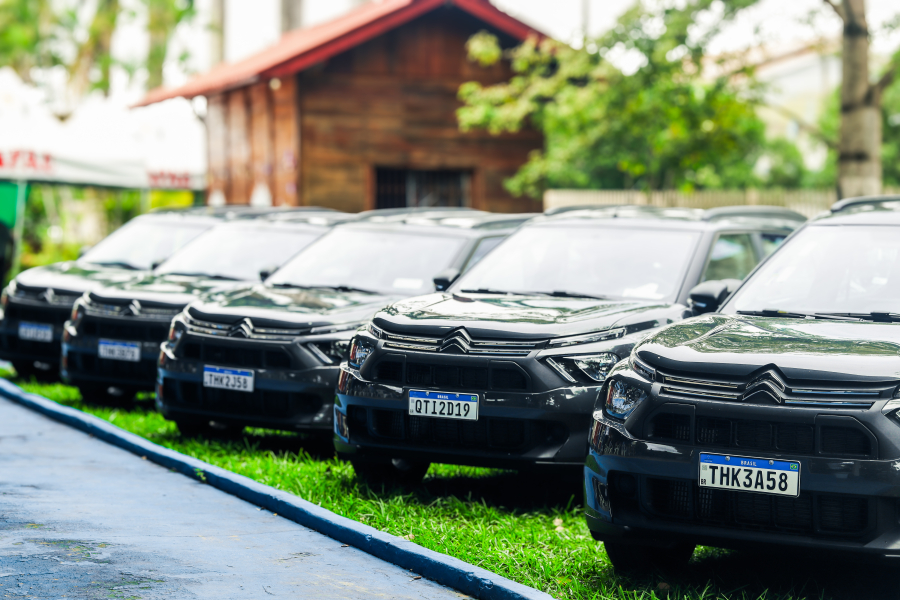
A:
535;204;806;231
348;208;537;233
820;195;900;225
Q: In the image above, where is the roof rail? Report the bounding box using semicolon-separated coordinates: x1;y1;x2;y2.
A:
701;205;806;222
830;195;900;213
543;204;622;216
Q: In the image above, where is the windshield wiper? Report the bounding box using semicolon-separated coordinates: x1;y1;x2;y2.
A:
270;283;379;294
816;312;900;323
91;261;142;271
459;288;514;295
737;310;863;321
523;290;614;301
165;272;241;281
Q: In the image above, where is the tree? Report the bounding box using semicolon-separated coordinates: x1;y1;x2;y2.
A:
458;0;777;197
146;0;196;91
824;0;900;197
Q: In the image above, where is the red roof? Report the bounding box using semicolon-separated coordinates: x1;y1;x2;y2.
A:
136;0;543;107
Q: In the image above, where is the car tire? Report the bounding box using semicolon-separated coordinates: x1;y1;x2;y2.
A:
350;458;430;486
13;360;57;382
603;541;695;574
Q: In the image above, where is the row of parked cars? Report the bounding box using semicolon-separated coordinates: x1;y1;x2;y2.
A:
3;196;897;572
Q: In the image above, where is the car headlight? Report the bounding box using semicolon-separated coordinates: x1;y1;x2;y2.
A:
0;281;12;309
546;352;619;383
69;299;85;325
605;380;648;419
308;340;350;364
348;337;374;369
168;316;186;342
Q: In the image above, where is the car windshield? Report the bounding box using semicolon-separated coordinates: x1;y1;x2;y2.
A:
453;225;700;301
156;223;322;281
725;225;900;316
81;218;210;271
268;228;466;295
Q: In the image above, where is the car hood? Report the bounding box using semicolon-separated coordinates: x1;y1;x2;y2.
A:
87;273;247;309
186;285;403;329
15;261;143;295
636;313;900;382
374;293;686;340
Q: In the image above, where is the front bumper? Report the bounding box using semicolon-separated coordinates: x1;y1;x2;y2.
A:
62;314;169;390
333;365;598;470
584;413;900;556
156;341;338;431
0;301;73;367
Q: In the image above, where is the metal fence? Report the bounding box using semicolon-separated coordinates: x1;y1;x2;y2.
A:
543;188;900;219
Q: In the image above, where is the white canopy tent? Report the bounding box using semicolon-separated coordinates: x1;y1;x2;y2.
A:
0;68;207;275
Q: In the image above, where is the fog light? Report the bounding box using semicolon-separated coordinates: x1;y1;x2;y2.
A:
336;410;350;439
605;380;647;419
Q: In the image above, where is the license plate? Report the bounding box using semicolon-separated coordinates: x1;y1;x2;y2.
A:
700;453;800;497
18;322;53;343
203;365;254;393
408;390;478;421
98;339;141;362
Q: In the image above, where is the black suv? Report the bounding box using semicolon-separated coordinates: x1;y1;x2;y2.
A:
0;208;226;379
334;205;805;483
156;209;532;437
585;196;900;570
62;211;351;401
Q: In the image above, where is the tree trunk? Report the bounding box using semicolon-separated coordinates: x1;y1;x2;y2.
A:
838;0;881;198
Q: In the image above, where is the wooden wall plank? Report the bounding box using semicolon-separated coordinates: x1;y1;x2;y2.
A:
227;89;251;204
206;94;229;203
249;82;274;205
272;77;300;206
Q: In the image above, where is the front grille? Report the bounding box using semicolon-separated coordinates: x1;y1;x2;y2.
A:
185;314;309;340
653;365;890;408
82;318;169;342
162;377;321;419
372;359;529;392
647;411;871;459
643;477;870;537
180;340;292;370
73;353;157;381
378;326;544;357
5;305;70;326
362;408;558;453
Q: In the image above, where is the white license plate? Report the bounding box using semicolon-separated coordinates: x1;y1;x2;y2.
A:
700;453;800;497
408;390;479;421
98;339;141;362
18;322;53;343
203;365;254;393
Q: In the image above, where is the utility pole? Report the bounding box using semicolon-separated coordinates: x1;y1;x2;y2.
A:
281;0;304;33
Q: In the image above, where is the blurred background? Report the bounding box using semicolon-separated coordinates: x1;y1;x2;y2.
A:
0;0;898;276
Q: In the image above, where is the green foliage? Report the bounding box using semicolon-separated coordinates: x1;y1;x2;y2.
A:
458;0;779;197
12;374;900;599
0;0;61;82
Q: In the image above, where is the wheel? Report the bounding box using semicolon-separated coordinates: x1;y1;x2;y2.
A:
603;541;695;574
77;384;135;406
350;458;430;486
13;360;58;382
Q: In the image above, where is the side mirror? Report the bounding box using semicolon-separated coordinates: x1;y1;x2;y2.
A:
433;268;461;292
688;279;741;315
78;245;92;258
259;267;274;281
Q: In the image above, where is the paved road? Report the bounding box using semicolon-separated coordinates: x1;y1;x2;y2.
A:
0;397;467;599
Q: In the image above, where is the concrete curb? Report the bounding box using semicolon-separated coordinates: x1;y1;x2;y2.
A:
0;379;553;600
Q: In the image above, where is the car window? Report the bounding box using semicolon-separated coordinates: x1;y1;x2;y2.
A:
703;233;758;282
760;233;788;257
465;237;504;271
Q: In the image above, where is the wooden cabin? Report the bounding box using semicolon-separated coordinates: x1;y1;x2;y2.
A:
138;0;545;212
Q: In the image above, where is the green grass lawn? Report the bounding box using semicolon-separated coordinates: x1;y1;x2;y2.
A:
9;375;893;600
